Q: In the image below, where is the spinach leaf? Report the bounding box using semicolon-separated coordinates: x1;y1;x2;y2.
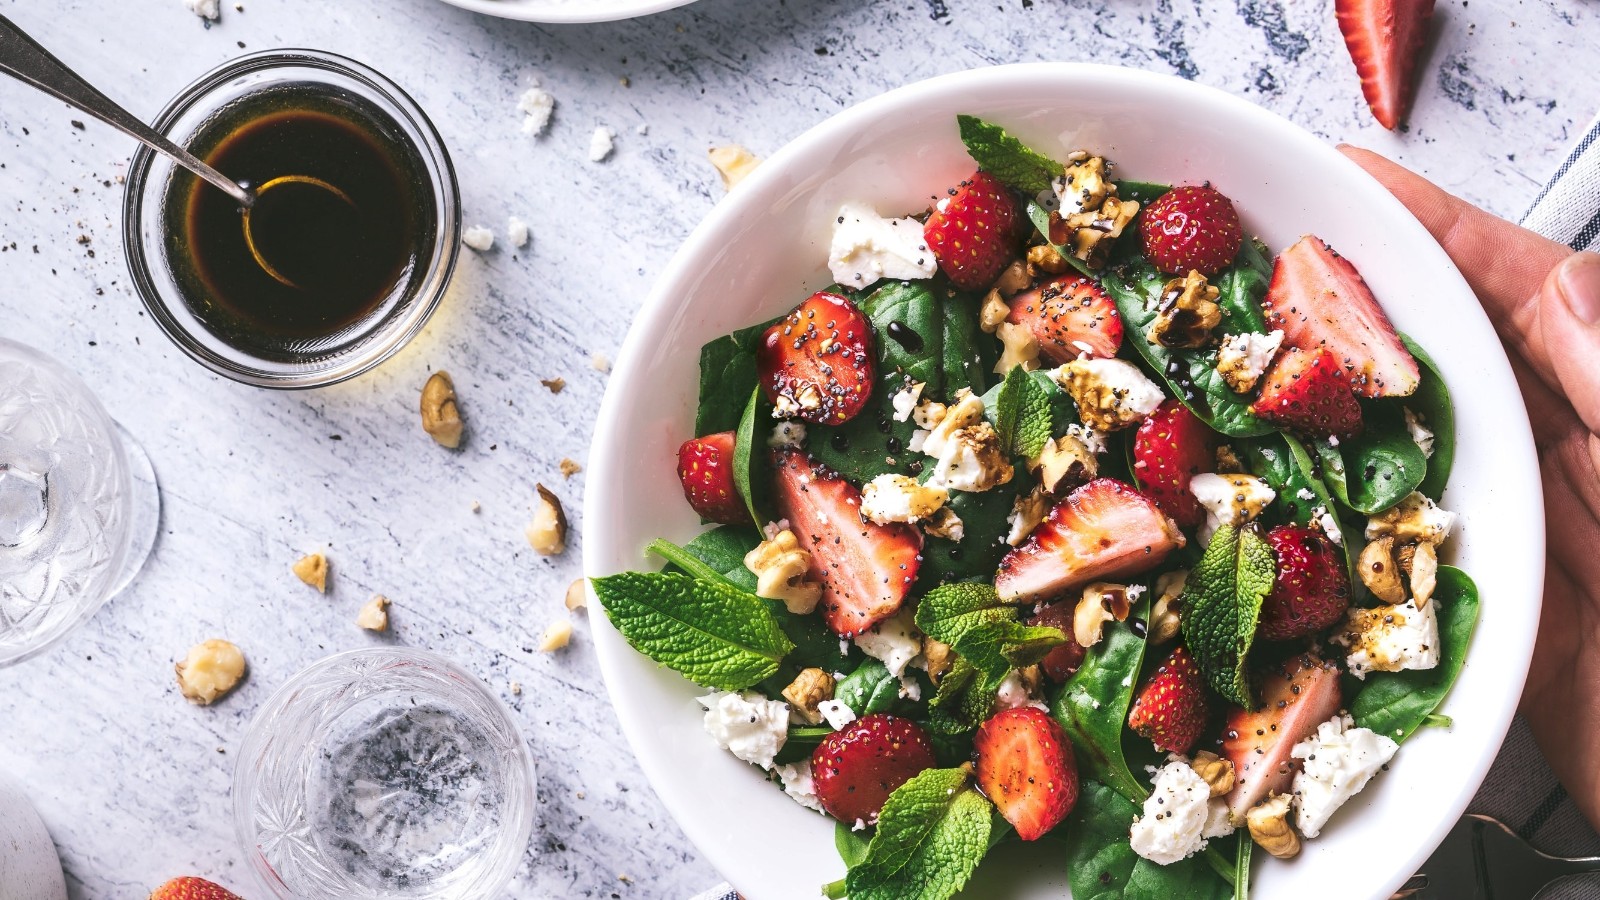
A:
836;820;872;868
1024;201;1097;279
943;288;996;397
1234;837;1251;900
844;767;993;900
1181;524;1276;706
696;318;773;436
680;525;761;586
775;725;834;765
1114;180;1172;205
916;481;1027;587
1314;404;1427;515
1061;780;1232;900
1237;433;1337;527
1402;334;1455;500
1050;602;1151;806
732;384;767;530
956;114;1061;196
915;582;1067;681
1349;566;1480;743
836;658;911;717
868;280;947;388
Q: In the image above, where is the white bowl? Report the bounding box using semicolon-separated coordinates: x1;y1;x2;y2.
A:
431;0;696;24
584;63;1543;900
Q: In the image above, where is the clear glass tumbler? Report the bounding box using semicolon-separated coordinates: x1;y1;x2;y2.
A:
234;648;537;900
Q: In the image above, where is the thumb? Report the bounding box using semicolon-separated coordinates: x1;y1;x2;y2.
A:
1539;252;1600;434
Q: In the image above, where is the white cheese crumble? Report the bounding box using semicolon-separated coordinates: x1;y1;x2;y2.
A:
826;202;937;289
1215;330;1284;393
1314;505;1344;546
1404;408;1436;458
1054;358;1165;428
1366;492;1455;544
854;610;922;677
589;125;616;162
517;83;556;136
1333;596;1440;679
768;421;807;449
462;226;495;252
860;474;947;525
1189;473;1276;545
1290;714;1399;838
992;670;1047;712
1064;423;1109;456
817;699;856;731
925;426;1010;493
1130;756;1231;865
183;0;219;19
891;382;926;423
698;691;790;769
898;674;922;701
507;216;531;249
774;763;825;813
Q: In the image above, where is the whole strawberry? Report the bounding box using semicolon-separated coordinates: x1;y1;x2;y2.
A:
1257;525;1350;640
923;171;1020;291
811;713;937;825
757;291;875;425
676;431;745;525
1251;347;1365;439
1133;399;1216;529
1140;185;1244;276
1127;645;1210;755
150;877;245;900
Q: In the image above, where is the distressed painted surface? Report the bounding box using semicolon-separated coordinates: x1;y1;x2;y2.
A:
0;0;1592;896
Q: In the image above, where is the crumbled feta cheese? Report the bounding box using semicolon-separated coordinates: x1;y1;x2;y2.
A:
769;421;807;449
898;674;922;701
1215;330;1284;394
507;216;531;249
183;0;219;19
1290;714;1399;838
908;429;930;454
1296;488;1318;501
1064;423;1108;456
1404;408;1435;458
854;610;922;677
1333;596;1440;679
1366;492;1455;544
861;473;948;525
698;691;790;769
891;382;926;422
1054;359;1166;431
921;393;983;459
1130;757;1229;865
993;669;1047;712
1190;473;1276;544
913;398;949;431
517;83;556;136
462;226;495;252
923;507;965;542
925;424;1013;493
589;126;616;162
826;202;938;289
817;699;856;730
774;763;825;813
1314;505;1344;545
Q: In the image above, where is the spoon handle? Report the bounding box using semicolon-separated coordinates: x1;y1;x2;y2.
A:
0;13;252;206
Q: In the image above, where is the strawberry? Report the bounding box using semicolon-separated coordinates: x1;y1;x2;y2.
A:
923;171;1021;291
1127;645;1210;755
1261;235;1419;398
1006;274;1123;363
1132;400;1217;529
1220;653;1343;820
1251;347;1365;439
1336;0;1436;130
772;450;923;636
150;878;245;900
757;291;875;425
676;432;746;525
974;706;1080;840
811;713;938;825
1139;185;1244;276
995;478;1184;604
1027;601;1087;682
1258;525;1351;640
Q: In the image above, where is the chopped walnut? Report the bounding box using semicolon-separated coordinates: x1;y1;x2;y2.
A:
920;638;954;682
922;507;965;542
1149;270;1222;349
1033;433;1097;495
1006;487;1050;547
781;667;836;725
420;371;464;449
1073;582;1131;647
1214;444;1247;474
979;290;1011;333
994;259;1032;297
357;594;391;631
1149;569;1188;644
292;553;329;593
175;639;247;705
1409;539;1439;606
526;484;568;556
1247;794;1301;859
1191;751;1235;797
1057;155;1112;214
743;530;823;614
1358;537;1405;605
565;578;588;611
1057;196;1139;269
540;377;566;393
708;144;763;190
1026;242;1071;276
993;321;1040;374
559;458;583;478
538;618;573;651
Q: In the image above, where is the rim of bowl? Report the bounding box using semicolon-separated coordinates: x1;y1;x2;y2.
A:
430;0;699;25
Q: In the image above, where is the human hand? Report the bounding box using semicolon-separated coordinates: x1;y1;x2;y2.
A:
1340;145;1600;830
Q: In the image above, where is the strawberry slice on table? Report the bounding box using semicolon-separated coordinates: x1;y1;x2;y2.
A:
1261;235;1420;398
1027;600;1087;683
1139;184;1244;276
923;170;1021;291
1251;347;1365;439
975;706;1080;840
150;877;245;900
1006;273;1124;362
1258;525;1351;641
757;291;875;425
1132;399;1217;529
811;713;938;825
995;478;1184;604
676;431;746;525
1127;645;1211;756
1220;653;1343;820
1336;0;1436;130
772;450;923;636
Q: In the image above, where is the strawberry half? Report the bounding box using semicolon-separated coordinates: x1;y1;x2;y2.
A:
923;171;1021;291
772;450;922;636
1006;274;1123;362
150;878;245;900
1220;653;1343;820
1336;0;1436;130
1258;525;1351;641
1139;185;1244;276
676;432;745;525
757;291;875;425
1251;348;1364;439
995;478;1184;604
975;706;1079;840
1027;600;1087;683
1127;645;1210;755
1132;399;1217;529
811;713;938;825
1261;235;1419;398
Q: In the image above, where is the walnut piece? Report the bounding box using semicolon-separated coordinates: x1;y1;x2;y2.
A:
357;594;391;631
1246;794;1301;859
1359;537;1406;605
420;371;464;449
920;638;954;683
175;639;246;705
292;553;328;593
1034;433;1097;495
1149;569;1188;645
1026;242;1071;276
565;578;588;611
526;484;568;556
922;507;965;543
708;144;763;190
1005;487;1050;547
781;667;836;725
993;321;1040;375
559;458;583;479
1214;444;1247;475
979;290;1011;334
743;529;823;614
1191;750;1236;797
994;260;1032;297
1410;539;1439;606
1073;582;1131;648
1149;270;1222;349
1058;155;1112;214
540;377;566;394
538;618;573;652
1060;196;1139;269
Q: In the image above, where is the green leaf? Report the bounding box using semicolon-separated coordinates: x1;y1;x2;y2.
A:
774;725;834;765
1234;837;1252;900
1349;566;1480;743
991;363;1054;459
1061;781;1233;900
592;570;794;690
1314;405;1428;515
648;537;735;586
1237;433;1337;527
1401;334;1456;500
695;318;774;435
955;114;1061;195
732;384;767;530
1115;180;1173;205
837;820;873;868
915;479;1029;587
942;288;997;398
679;526;761;588
915;583;1066;681
1422;713;1454;729
926;657;996;735
845;767;993;900
1050;598;1151;806
836;658;911;717
1180;525;1277;706
1024;201;1097;279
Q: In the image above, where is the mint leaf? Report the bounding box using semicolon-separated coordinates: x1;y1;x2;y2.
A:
1180;525;1276;706
1050;595;1151;806
991;363;1054;459
915;583;1065;681
845;767;993;900
956;114;1061;196
732;384;766;530
925;657;993;734
592;570;794;690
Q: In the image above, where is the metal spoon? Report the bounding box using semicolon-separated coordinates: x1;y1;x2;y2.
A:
0;13;354;288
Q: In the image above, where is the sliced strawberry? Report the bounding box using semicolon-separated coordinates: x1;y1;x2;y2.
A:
995;478;1184;604
923;171;1021;291
1006;274;1123;362
1251;348;1365;439
1258;525;1351;641
1336;0;1436;130
1027;601;1087;682
1139;185;1244;276
1133;400;1217;529
150;878;246;900
676;432;745;525
974;706;1079;840
757;291;875;425
1220;653;1343;820
772;450;922;636
811;713;938;825
1126;645;1210;756
1262;235;1420;398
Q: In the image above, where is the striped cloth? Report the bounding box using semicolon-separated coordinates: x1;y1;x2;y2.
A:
688;116;1600;900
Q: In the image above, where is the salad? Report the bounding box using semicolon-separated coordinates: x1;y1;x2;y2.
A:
593;115;1478;899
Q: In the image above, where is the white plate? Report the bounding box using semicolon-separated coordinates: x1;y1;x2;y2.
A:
432;0;697;24
584;63;1544;900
